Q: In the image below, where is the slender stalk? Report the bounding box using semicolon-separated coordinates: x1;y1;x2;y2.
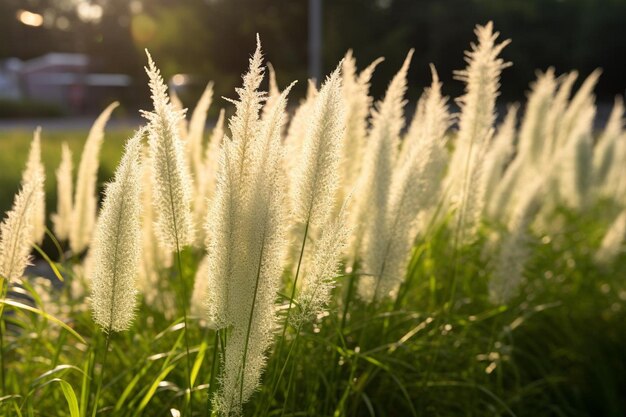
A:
281;220;310;337
237;227;268;407
263;220;310;411
91;331;111;417
45;226;65;263
269;324;301;402
0;311;5;396
447;110;482;314
279;334;300;417
173;240;193;416
340;259;358;332
158;114;193;414
0;277;7;396
324;259;357;415
207;329;221;414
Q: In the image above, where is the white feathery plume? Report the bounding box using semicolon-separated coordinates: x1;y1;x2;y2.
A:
339;52;383;202
52;142;73;241
194;108;226;246
555;95;596;210
284;79;318;181
0;173;43;282
489;70;556;223
595;211;626;265
360;67;449;302
169;88;189;140
89;130;143;332
401;66;450;167
398;92;426;167
446;22;510;242
222;89;292;415
205;108;226;193
261;62;281;122
191;255;210;317
187;81;214;178
209;66;293;416
482;105;518;211
227;35;266;190
70;102;119;254
552;70;601;152
603;132;626;206
187;82;215;244
204;137;237;329
205;38;295;415
542;71;577;161
488;157;524;226
204;37;266;326
291;64;345;228
399;65;449;168
489;178;543;304
292;204;350;325
350;50;413;259
21;127;46;245
143;51;195;251
137;148;174;317
594;97;623;192
516;70;557;168
285;79;319;143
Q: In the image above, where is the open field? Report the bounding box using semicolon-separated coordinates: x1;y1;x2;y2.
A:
0;128;131;219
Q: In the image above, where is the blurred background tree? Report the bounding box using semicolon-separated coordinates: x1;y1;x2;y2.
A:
1;0;625;110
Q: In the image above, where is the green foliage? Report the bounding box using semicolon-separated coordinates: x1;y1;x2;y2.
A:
0;206;623;416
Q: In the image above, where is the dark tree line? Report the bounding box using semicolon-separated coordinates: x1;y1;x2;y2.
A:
1;0;625;108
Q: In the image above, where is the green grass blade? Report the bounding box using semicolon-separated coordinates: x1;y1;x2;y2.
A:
32;243;64;282
30;365;84;386
79;351;93;417
114;363;153;411
0;299;85;344
134;364;176;416
56;379;80;417
191;339;207;387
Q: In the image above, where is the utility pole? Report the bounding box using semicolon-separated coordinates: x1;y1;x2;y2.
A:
308;0;322;85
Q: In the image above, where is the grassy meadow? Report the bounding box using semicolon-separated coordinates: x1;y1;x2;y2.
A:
0;129;130;218
0;22;625;417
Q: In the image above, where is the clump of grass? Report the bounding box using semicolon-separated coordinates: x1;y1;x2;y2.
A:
0;21;624;417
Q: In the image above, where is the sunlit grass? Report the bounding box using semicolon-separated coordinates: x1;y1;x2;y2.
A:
0;129;131;221
0;22;625;417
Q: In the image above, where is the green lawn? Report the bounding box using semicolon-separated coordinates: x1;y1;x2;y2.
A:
0;128;131;220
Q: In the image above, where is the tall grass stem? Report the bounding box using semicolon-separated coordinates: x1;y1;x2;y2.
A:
174;241;193;416
91;331;111;417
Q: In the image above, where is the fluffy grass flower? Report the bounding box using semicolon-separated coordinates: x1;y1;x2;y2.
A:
52;142;73;241
0;173;43;282
292;205;350;325
351;50;412;270
90;130;143;332
446;22;510;242
206;39;295;416
291;65;345;228
70;102;119;254
137;148;174;317
360;67;449;302
21;127;46;245
187;81;214;180
339;52;383;203
143;51;195;251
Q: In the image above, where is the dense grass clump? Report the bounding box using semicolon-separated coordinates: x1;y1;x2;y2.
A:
0;22;624;417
